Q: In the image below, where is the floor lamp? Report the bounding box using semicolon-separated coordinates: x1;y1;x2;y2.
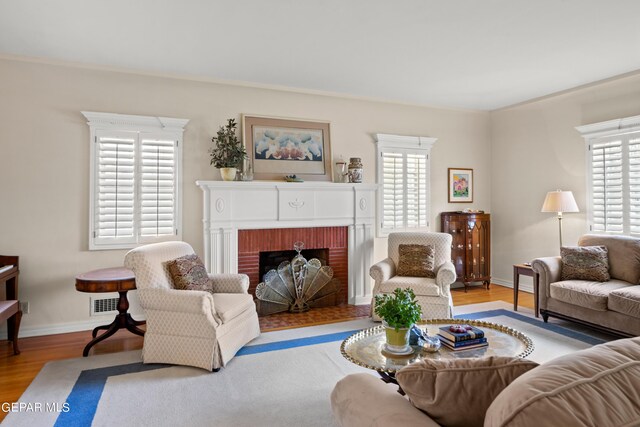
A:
541;190;579;249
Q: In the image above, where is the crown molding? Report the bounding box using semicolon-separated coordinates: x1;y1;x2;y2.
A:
0;54;483;114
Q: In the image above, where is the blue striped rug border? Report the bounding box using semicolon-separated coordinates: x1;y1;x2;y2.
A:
456;309;606;346
236;329;360;356
53;309;606;426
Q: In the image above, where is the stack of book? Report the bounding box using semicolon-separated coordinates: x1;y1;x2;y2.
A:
437;325;488;351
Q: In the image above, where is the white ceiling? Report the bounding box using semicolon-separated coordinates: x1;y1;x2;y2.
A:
1;0;640;111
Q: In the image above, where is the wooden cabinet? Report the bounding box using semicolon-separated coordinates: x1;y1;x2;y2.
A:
0;255;21;355
440;212;491;291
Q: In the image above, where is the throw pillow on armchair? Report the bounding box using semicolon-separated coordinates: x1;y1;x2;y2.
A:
166;254;212;292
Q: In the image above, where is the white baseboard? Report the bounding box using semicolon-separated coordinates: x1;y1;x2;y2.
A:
11;313;146;338
12;281;531;337
492;277;534;294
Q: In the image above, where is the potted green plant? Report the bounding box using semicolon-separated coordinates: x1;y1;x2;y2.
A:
374;288;422;354
209;118;247;181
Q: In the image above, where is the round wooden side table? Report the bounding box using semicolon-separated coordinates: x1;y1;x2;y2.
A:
75;267;145;357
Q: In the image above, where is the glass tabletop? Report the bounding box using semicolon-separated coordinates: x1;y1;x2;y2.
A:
340;318;534;374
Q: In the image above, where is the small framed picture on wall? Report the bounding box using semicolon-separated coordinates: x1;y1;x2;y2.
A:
448;168;473;203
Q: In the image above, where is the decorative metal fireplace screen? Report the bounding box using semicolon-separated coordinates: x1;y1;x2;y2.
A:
259;248;328;284
255;242;340;315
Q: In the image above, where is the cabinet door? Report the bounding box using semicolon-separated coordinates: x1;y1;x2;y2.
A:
468;218;489;280
444;216;465;279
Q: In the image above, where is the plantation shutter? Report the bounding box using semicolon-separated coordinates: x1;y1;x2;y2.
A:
378;140;432;236
95;130;136;244
86;112;186;250
578;116;640;238
139;134;177;238
590;139;624;233
381;152;404;231
406;153;428;229
629;137;640;235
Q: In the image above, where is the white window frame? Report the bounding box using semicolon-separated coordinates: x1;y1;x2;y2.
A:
375;133;437;237
576;114;640;237
83;111;189;250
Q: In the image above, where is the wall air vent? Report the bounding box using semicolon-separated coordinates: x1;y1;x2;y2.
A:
90;297;118;316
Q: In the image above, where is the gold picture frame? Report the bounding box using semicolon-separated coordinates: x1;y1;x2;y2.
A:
242;115;332;181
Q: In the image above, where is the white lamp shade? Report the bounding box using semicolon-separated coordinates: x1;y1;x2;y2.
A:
541;190;579;213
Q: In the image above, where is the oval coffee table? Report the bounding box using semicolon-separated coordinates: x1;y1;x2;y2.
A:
341;318;534;381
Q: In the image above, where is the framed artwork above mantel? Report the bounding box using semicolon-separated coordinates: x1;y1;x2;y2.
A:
242;115;333;181
448;168;473;203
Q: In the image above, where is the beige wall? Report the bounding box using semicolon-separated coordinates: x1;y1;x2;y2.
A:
0;58;491;335
490;72;640;288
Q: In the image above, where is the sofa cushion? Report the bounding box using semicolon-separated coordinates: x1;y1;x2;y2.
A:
380;276;440;296
396;357;538;427
608;285;640;319
166;254;212;292
484;337;640;427
396;244;436;278
211;293;255;324
560;245;610;282
579;234;640;284
549;279;631;311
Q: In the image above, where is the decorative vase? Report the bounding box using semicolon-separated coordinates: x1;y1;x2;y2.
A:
240;159;253;181
382;321;412;354
335;160;348;183
348;157;363;183
220;167;237;181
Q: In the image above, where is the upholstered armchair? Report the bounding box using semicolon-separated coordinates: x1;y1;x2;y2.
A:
124;241;260;371
370;232;456;320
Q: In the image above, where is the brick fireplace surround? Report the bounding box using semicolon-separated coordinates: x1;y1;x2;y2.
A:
237;226;348;302
196;181;377;305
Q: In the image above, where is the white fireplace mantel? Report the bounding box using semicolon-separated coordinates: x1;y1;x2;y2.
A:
196;181;378;305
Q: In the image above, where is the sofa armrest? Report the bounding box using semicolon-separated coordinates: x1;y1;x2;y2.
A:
209;273;250;294
138;288;219;325
435;261;456;295
370;258;396;293
331;373;438;427
532;256;561;302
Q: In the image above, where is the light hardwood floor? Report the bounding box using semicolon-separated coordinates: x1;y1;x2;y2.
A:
0;285;533;422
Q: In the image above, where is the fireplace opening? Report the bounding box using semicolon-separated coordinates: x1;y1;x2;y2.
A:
259;248;329;282
255;246;341;315
237;227;348;305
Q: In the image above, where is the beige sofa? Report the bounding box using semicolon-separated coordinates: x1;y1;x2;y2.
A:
331;336;640;427
532;234;640;337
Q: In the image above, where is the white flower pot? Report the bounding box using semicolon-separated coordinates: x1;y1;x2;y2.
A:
220;167;237;181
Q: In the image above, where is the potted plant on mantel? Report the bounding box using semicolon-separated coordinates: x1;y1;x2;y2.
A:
209;118;247;181
374;288;422;354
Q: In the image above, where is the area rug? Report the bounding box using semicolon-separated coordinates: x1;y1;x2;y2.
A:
4;302;615;427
